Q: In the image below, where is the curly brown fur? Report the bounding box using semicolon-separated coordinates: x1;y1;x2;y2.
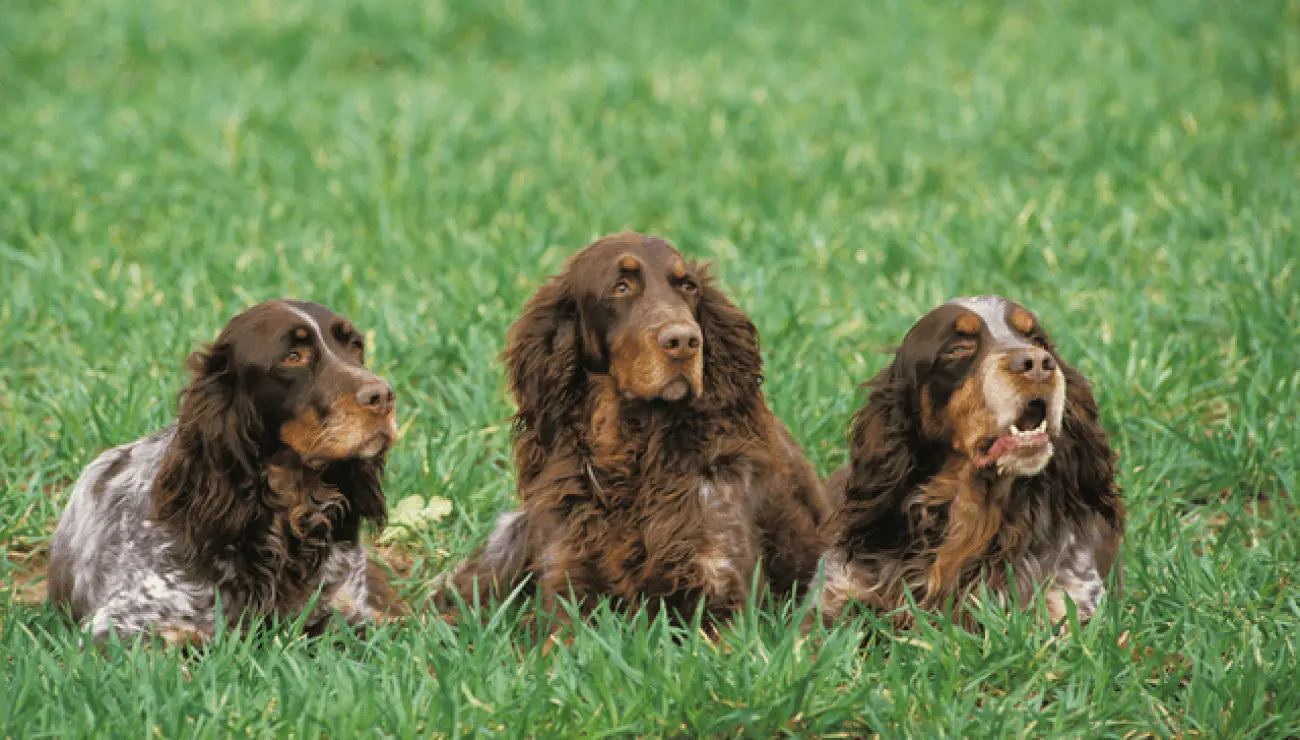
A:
437;233;829;626
820;296;1123;628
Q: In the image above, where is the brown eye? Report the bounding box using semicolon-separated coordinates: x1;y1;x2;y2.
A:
680;280;698;295
282;347;312;367
613;280;632;296
944;340;977;359
1031;335;1050;350
350;338;365;356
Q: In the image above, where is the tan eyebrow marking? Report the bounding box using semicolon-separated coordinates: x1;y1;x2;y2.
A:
293;327;309;340
341;321;353;336
283;304;373;379
671;260;686;279
1009;307;1034;335
618;254;640;271
955;313;981;336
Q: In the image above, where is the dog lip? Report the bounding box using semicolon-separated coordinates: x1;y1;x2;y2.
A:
657;375;693;403
350;428;396;460
973;418;1052;470
369;427;396;452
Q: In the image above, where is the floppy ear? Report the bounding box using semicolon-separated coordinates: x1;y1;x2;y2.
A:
321;456;389;541
152;343;264;553
1044;362;1122;525
694;264;763;412
832;358;931;553
502;275;586;488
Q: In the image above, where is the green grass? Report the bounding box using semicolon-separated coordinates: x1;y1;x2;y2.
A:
2;0;1298;735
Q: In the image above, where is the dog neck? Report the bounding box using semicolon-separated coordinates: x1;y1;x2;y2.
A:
919;459;1017;598
580;373;767;505
185;450;379;615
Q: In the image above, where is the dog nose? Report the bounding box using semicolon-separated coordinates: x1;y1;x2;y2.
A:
1009;348;1056;382
657;322;702;361
356;380;395;414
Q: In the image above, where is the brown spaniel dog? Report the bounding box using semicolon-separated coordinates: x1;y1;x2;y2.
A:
48;300;400;645
819;296;1123;627
437;232;830;625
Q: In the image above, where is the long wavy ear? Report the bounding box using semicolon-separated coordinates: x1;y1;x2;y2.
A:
694;263;763;413
1045;362;1122;527
502;275;585;489
322;456;389;543
832;358;931;553
151;343;264;558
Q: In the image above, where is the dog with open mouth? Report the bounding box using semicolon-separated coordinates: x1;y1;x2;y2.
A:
436;232;830;625
48;300;401;645
819;296;1124;627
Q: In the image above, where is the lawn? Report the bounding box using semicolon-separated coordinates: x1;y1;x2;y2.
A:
2;0;1298;735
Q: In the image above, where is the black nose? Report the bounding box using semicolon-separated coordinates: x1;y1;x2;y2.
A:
657;322;702;361
356;380;395;414
1009;348;1056;382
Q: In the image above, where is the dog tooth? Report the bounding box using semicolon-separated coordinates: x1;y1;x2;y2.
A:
1036;420;1047;433
1011;424;1021;435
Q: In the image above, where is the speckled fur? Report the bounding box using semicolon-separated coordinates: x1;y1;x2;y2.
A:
48;300;395;645
820;296;1123;628
48;429;375;644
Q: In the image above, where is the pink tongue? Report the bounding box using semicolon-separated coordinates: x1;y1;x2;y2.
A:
975;431;1048;468
986;434;1019;460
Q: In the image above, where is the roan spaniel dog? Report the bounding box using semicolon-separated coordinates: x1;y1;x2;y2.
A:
437;232;830;625
819;295;1124;627
48;300;399;645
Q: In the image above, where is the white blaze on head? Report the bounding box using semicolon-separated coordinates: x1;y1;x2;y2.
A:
281;302;373;382
946;295;1069;476
949;296;1027;348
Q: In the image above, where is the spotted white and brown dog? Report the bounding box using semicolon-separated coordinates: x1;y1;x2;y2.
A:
820;295;1124;627
48;300;401;645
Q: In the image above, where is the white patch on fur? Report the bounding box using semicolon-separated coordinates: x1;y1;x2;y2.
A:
141;574;170;599
1046;535;1104;623
951;296;1026;347
981;358;1027;430
1008;446;1055;478
318;545;371;624
817;548;871;619
699;481;723;509
483;511;525;568
1048;367;1067;430
699;554;735;587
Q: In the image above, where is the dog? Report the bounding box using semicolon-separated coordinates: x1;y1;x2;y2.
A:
819;295;1123;627
437;232;830;626
48;300;399;645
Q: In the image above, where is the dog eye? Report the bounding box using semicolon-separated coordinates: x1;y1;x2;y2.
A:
680;280;698;295
1031;335;1050;350
944;340;976;359
613;280;632;296
281;348;312;367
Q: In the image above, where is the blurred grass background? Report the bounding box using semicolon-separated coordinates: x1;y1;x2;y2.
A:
2;0;1298;735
